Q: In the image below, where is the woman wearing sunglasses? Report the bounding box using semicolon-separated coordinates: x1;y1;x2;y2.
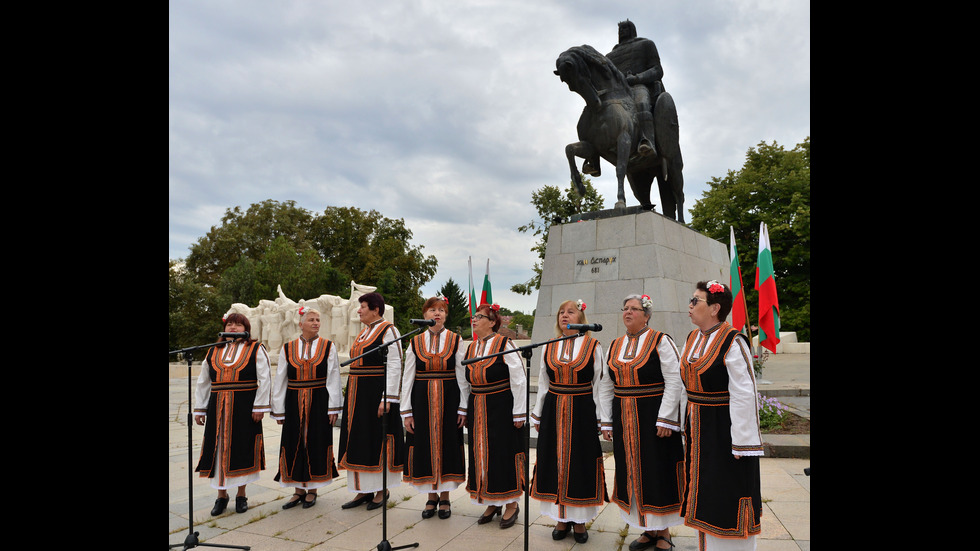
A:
679;281;762;550
463;303;527;529
598;294;685;551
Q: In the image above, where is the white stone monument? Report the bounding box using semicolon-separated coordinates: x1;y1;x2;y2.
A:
222;280;395;365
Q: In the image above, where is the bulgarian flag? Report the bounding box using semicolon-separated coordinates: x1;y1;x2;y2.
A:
755;222;781;353
729;226;747;332
480;259;492;306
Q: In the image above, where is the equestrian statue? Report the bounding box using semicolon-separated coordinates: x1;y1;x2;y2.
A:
555;21;685;222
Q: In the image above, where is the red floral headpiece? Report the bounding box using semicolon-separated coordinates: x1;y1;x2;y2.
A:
707;280;725;294
576;300;587;311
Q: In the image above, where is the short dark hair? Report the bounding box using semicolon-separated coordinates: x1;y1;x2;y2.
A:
221;312;256;342
696;281;733;322
359;292;385;317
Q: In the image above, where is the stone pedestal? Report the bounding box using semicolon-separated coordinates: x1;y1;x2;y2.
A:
530;209;729;367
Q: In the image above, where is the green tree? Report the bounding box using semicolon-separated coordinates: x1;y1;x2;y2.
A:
689;137;810;341
218;256;261;307
185;199;314;287
511;176;604;294
507;312;535;335
169;260;221;355
437;278;470;333
175;199;438;334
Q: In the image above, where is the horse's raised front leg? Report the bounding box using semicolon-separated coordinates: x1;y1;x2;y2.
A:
565;141;597;196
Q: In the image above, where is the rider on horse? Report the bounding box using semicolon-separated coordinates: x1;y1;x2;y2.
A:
605;20;665;159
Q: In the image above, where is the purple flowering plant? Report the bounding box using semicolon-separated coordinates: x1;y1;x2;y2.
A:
758;392;787;431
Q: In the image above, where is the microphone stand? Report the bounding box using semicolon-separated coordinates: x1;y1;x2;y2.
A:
461;329;585;551
341;324;426;551
169;339;252;551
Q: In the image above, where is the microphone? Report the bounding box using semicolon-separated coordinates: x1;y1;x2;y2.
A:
218;331;250;340
410;319;437;326
566;323;602;332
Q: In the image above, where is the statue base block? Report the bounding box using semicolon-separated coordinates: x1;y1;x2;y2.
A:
530;209;728;365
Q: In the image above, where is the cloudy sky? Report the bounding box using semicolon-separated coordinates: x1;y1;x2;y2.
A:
169;0;809;314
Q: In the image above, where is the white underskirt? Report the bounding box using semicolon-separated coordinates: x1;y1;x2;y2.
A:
697;532;757;551
405;480;461;493
206;472;260;491
278;479;334;490
344;470;403;493
538;501;602;524
619;500;684;531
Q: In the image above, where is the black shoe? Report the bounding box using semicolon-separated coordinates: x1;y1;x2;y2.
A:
629;532;672;551
477;506;501;524
499;506;519;529
341;493;372;509
301;492;317;509
235;496;248;513
573;526;589;543
282;492;305;510
438;499;451;519
421;499;438;519
552;521;572;540
210;497;229;516
366;491;388;511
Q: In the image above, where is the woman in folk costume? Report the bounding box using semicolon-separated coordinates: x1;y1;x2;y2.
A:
530;299;608;544
338;292;405;511
680;281;762;551
599;294;686;551
399;296;468;520
463;303;527;529
271;306;342;509
194;312;272;516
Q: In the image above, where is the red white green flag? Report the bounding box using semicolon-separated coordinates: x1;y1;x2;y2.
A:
480;259;492;306
755;222;781;353
729;226;747;332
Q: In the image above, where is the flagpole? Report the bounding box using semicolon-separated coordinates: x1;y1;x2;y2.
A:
730;226;754;346
741;277;755;351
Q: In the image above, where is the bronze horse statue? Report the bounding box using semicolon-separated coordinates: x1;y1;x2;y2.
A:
554;45;685;222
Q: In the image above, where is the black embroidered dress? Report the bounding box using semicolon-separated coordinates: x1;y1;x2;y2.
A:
530;333;608;523
272;336;342;488
338;319;405;492
400;328;468;491
463;333;528;505
679;322;762;549
194;340;272;489
599;326;685;530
